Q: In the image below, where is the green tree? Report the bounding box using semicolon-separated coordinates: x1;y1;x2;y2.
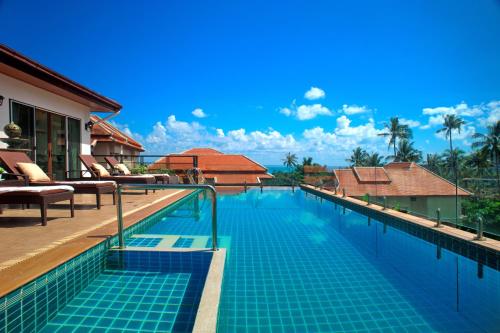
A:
472;120;500;192
436;114;466;225
282;152;298;169
393;140;422;162
465;150;490;178
424;153;443;174
378;117;412;159
346;147;368;166
302;157;313;166
365;152;384;167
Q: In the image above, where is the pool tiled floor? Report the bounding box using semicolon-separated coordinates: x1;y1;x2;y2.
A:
40;270;190;333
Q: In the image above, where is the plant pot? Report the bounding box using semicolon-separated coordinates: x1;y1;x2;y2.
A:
4;122;22;138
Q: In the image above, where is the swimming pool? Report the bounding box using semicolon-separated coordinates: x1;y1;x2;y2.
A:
137;188;499;333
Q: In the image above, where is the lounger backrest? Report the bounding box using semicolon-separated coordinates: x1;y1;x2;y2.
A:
0;151;35;175
79;155;99;177
104;156;120;167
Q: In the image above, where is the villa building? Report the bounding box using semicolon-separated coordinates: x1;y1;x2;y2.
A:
0;44;121;179
149;148;273;185
333;162;471;220
90;115;144;165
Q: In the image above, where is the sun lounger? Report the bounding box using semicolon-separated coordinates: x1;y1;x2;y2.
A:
0;151;116;209
79;155;155;194
0;185;74;226
104;156;180;184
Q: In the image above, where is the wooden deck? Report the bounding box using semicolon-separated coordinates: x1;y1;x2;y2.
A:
0;189;192;297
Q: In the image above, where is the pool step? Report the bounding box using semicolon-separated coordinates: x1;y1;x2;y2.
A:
122;234;230;250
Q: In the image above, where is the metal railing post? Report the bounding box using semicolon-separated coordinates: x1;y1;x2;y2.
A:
366;194;370;206
115;184;218;251
116;186;125;248
244;181;247;193
211;189;218;250
474;216;485;241
435;208;441;228
383;196;387;210
342;188;346;198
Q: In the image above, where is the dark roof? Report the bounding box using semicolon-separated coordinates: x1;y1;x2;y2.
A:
0;44;121;113
90;115;144;152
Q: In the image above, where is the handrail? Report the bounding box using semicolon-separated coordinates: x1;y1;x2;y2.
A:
115;184;218;251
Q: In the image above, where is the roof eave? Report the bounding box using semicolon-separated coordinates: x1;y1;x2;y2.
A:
0;44;121;113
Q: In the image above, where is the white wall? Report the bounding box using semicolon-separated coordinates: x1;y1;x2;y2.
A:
0;73;92;153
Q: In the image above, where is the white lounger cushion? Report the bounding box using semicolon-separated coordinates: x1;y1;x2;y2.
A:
54;181;117;187
114;175;155;179
0;186;74;194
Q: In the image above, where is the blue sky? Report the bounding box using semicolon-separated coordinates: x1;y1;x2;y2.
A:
1;0;499;165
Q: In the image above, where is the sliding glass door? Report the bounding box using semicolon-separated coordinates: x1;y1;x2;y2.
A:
11;101;81;180
35;109;49;174
50;113;66;180
67;118;81;179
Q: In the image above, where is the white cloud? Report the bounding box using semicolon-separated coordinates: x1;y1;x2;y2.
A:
434;125;475;142
279;107;292;116
421;101;490;129
335;116;383;139
192;108;207;118
216;128;225;137
399;118;421;128
279;103;332;120
304;87;325;100
296;104;332;120
341;104;370;115
478;100;500;126
143;115;300;156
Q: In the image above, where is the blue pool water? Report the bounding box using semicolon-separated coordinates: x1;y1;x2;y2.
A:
140;188;499;333
35;251;211;333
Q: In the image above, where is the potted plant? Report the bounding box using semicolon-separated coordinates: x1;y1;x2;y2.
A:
0;167;5;181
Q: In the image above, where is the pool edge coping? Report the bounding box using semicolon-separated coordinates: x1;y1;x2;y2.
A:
192;248;226;333
300;184;500;254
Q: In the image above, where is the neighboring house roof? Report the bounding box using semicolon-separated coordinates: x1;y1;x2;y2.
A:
181;148;223;155
149;148;272;184
334;162;471;197
90;115;144;152
0;44;121;113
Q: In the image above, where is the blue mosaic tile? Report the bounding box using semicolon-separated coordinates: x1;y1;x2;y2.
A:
126;237;162;247
173;237;194;248
143;188;499;333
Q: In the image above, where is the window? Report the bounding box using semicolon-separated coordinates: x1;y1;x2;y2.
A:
10;101;35;156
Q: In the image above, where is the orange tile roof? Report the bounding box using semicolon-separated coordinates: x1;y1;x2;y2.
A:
181;148;223;155
203;173;272;185
352;167;391;183
90;115;144;152
148;148;272;184
334;162;471;197
304;165;328;173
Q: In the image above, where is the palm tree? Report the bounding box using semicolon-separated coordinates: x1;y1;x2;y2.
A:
472;120;500;192
442;148;466;178
346;147;368;166
465;150;490;178
302;157;314;166
437;114;466;225
282;152;298;169
365;152;384;167
425;153;442;174
378;117;412;159
393;140;422;162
